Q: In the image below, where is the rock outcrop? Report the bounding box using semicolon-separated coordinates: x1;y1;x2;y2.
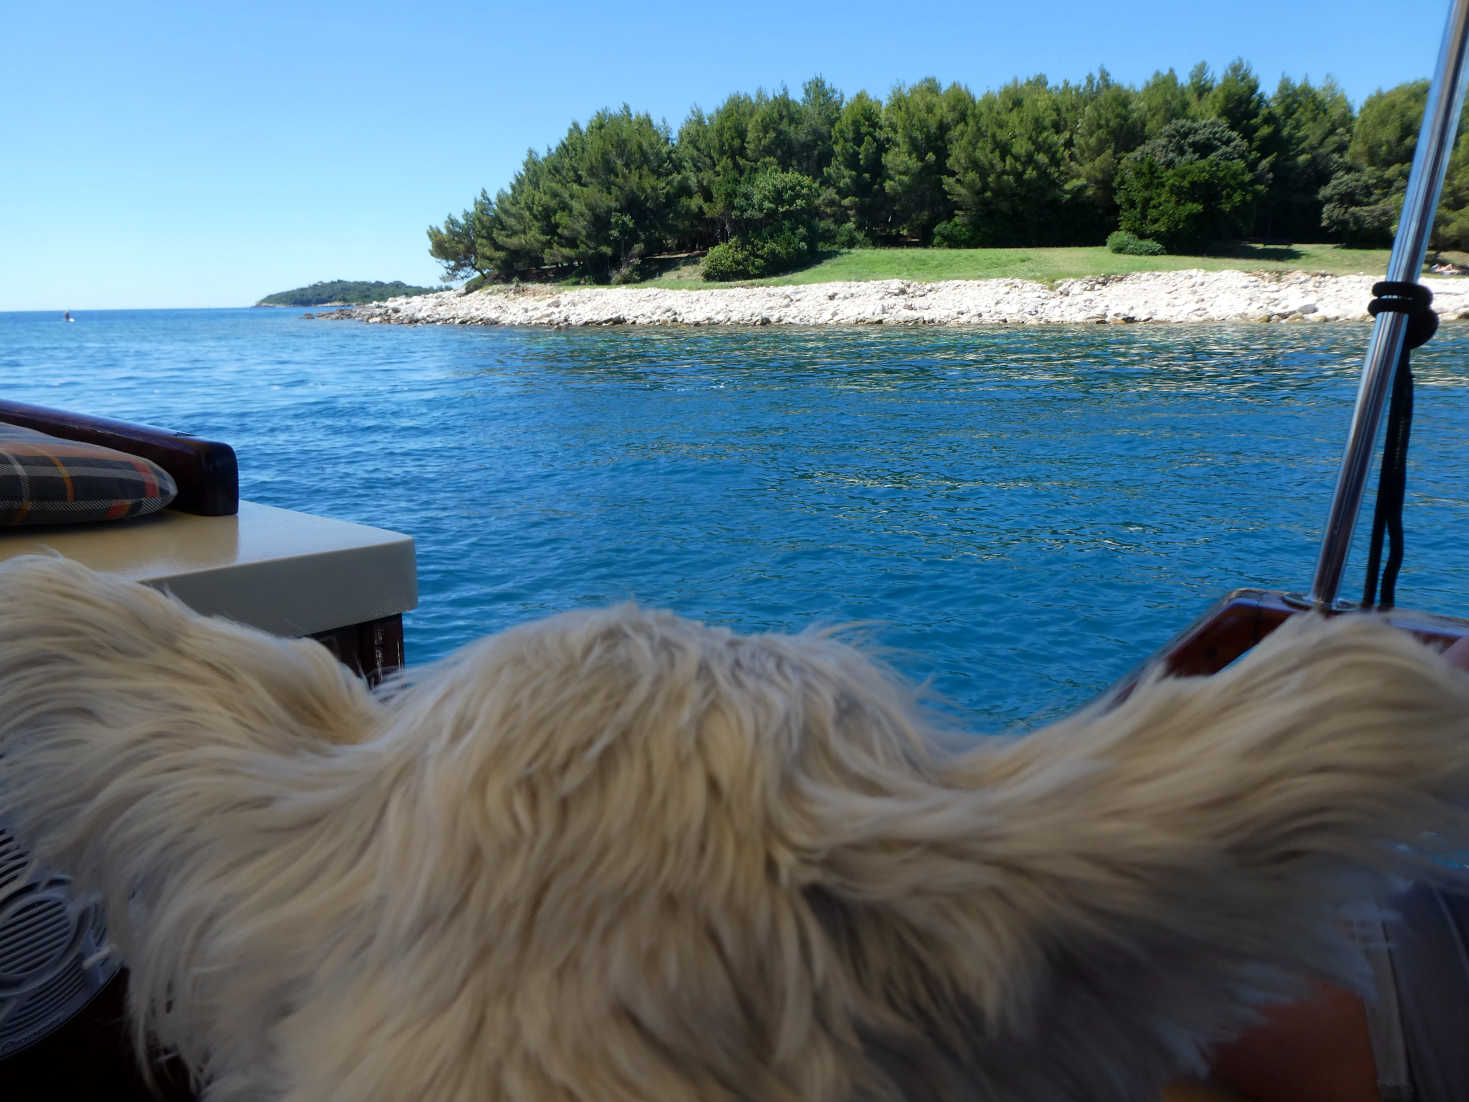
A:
318;270;1469;328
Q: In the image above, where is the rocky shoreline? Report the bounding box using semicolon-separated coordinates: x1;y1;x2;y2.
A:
312;269;1469;328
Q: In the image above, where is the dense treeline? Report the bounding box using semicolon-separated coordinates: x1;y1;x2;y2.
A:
429;64;1469;284
256;280;438;306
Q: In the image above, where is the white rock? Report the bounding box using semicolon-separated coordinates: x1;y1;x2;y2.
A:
328;271;1469;329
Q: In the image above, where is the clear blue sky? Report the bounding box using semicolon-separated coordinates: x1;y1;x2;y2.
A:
1;0;1457;310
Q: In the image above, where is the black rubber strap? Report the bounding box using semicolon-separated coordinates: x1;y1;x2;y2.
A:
1362;281;1436;609
1368;281;1439;349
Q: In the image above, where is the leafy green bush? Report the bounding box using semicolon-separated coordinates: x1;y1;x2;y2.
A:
1434;208;1469;252
703;241;765;281
1320;167;1400;247
825;221;873;250
932;218;983;248
705;168;824;281
751;225;812;273
737;168;820;230
611;255;655;285
1105;230;1165;255
1115;119;1261;252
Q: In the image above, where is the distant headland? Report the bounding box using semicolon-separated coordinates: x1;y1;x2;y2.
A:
255;280;439;307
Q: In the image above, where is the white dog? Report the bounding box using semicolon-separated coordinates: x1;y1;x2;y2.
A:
3;554;1469;1102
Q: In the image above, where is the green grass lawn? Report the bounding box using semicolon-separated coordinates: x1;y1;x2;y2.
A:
640;243;1398;289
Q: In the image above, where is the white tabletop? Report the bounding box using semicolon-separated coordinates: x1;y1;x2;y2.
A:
0;501;417;637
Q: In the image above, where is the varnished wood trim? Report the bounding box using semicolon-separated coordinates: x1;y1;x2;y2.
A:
310;614;405;686
0;400;238;516
1107;589;1469;706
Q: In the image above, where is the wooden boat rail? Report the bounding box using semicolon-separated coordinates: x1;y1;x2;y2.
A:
1132;587;1469;687
0;398;239;517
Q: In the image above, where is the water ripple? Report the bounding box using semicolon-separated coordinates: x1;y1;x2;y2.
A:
6;309;1469;729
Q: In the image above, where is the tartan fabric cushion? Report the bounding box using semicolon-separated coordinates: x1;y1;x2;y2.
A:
0;422;177;526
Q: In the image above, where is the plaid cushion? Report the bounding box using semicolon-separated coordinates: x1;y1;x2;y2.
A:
0;422;178;526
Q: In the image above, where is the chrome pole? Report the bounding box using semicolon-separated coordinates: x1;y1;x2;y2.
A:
1308;0;1469;608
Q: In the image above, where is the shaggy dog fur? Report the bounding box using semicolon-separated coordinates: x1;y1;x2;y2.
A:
3;554;1469;1101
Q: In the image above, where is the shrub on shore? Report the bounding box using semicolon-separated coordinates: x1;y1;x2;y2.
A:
702;168;821;281
702;241;762;280
703;229;814;280
1114;119;1260;252
1106;230;1165;256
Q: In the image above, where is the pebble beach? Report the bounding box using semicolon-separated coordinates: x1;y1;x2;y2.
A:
321;269;1469;328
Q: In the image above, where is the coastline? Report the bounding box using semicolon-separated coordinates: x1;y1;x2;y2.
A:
316;269;1469;329
253;301;355;308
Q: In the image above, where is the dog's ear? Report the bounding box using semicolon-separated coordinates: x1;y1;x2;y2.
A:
0;554;376;749
786;614;1469;1095
0;557;391;1085
0;555;380;884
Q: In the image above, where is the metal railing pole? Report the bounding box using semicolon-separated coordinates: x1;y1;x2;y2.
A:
1308;0;1469;608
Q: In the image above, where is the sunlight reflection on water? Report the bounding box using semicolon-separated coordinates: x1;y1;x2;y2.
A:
7;309;1469;729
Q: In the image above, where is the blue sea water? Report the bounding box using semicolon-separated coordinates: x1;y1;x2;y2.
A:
5;306;1469;729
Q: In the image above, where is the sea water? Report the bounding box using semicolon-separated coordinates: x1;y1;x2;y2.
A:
5;307;1469;729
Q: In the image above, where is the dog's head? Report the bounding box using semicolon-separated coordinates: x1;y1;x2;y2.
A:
11;556;1469;1101
357;604;996;1099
